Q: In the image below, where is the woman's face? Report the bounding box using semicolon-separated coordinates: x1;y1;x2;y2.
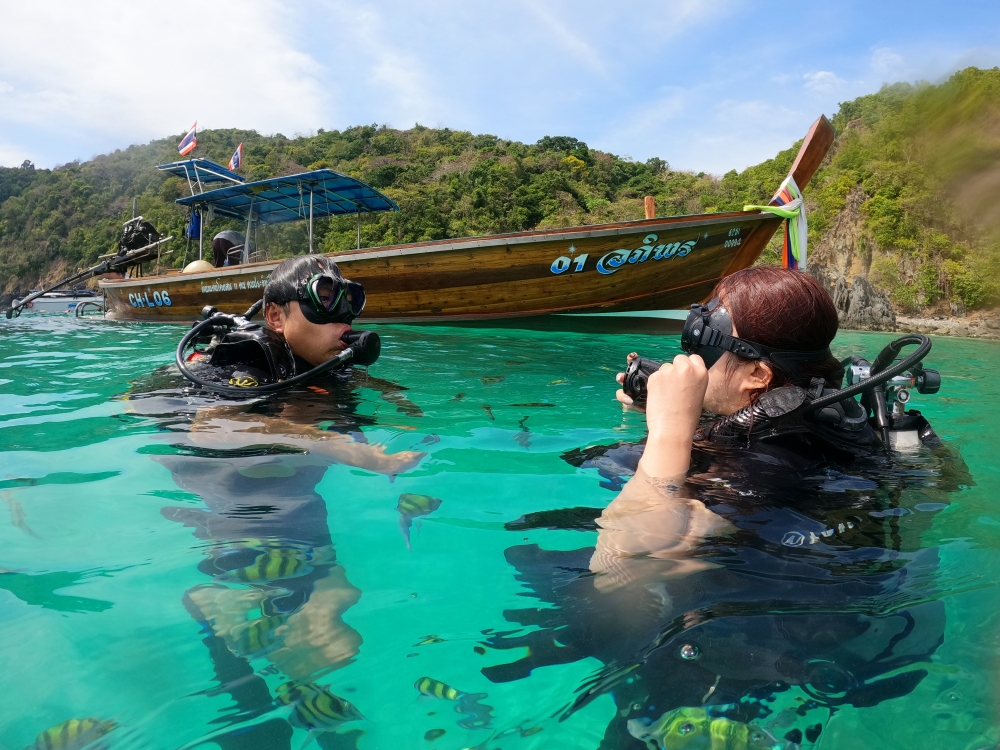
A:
701;321;774;416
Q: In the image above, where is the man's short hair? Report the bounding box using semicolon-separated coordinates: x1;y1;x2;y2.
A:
263;255;345;308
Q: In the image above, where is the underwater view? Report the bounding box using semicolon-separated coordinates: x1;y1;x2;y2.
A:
1;315;998;750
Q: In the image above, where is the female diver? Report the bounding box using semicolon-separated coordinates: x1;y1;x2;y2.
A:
484;267;969;749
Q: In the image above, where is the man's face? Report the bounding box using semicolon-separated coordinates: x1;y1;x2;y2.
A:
265;301;351;367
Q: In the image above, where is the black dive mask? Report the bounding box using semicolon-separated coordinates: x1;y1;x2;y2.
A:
680;298;832;376
297;273;366;325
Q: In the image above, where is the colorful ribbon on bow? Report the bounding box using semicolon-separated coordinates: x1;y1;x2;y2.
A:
743;176;807;270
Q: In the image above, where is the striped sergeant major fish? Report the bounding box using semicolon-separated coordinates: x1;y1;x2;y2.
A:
29;718;117;750
175;683;361;750
414;676;465;701
414;677;493;730
276;681;364;747
228;614;286;658
223;548;312;583
396;493;442;550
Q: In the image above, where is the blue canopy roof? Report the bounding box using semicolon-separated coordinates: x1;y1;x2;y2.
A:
156;158;245;191
174;169;398;224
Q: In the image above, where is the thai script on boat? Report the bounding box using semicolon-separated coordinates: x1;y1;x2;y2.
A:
129;290;171;307
201;281;233;293
200;273;271;295
549;233;698;276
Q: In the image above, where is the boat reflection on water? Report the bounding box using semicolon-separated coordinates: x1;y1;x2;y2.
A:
488;437;975;748
123;370;425;750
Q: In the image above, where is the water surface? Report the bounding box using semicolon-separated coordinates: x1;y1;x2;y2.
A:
1;316;997;749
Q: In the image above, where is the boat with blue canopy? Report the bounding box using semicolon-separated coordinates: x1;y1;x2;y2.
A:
97;117;836;326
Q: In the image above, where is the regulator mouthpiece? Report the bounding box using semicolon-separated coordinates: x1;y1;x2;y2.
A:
343;330;381;366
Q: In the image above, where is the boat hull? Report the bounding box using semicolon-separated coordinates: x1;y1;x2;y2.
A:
100;210;782;324
13;294;101;313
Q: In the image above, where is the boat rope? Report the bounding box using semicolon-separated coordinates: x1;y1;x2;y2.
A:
743;175;808;270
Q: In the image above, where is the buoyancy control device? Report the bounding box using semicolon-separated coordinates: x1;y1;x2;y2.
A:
175;301;381;397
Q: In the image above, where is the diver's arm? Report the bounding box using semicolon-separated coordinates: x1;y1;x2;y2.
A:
589;466;731;589
624;353;709;483
188;406;424;475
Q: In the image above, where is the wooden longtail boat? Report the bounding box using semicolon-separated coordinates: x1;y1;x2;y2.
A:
100;117;834;324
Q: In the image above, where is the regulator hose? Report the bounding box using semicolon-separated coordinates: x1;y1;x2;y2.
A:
174;301;380;397
802;334;932;414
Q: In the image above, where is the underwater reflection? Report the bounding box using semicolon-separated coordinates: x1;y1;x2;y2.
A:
125;370;425;749
486;438;972;749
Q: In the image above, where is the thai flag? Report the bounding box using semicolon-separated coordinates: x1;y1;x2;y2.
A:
178;122;197;156
228;142;243;171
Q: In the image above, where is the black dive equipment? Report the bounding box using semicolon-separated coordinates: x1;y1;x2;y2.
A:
175;300;380;397
680;299;832;372
4;216;171;319
622;324;940;451
297;273;366;325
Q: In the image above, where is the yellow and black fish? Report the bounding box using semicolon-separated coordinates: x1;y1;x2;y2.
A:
276;681;364;733
414;634;445;646
414;676;464;701
414;677;493;730
30;718;117;750
396;494;442;551
228;614;285;657
627;707;789;750
225;548;312;583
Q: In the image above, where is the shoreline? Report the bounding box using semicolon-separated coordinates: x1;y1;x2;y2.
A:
891;311;1000;341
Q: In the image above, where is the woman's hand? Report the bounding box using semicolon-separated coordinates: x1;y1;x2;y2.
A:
616;352;643;412
633;353;708;481
644;353;709;440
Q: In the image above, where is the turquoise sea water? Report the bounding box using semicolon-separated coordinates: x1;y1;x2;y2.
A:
1;315;998;750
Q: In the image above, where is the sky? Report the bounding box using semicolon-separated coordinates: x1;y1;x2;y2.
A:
1;0;999;174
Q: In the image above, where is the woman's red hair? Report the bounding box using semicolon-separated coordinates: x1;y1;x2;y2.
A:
714;268;842;388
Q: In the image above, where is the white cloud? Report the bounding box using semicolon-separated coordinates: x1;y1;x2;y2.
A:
0;1;326;164
803;70;846;94
0;141;33;167
871;46;906;78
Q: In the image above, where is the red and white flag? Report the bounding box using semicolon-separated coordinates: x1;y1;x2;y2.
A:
228;142;243;171
178;122;197;156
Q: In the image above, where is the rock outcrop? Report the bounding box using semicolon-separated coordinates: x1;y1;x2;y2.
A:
808;185;869;290
806;184;897;331
831;274;896;331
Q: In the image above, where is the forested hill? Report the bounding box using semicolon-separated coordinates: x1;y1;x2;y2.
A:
2;66;999;313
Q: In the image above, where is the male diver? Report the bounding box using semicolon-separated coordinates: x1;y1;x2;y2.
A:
126;255;425;750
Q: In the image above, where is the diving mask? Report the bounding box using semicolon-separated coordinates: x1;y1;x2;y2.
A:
298;273;366;325
680;298;831;374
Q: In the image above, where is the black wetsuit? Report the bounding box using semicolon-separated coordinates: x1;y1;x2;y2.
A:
492;415;970;748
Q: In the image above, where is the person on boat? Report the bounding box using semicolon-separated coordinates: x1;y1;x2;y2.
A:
212;228;247;267
480;268;969;748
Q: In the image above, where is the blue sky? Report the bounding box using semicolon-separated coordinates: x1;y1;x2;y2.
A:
1;0;999;174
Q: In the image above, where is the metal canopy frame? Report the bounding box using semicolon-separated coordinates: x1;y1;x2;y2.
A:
156;158;245;196
174;170;398;224
174;169;398;254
